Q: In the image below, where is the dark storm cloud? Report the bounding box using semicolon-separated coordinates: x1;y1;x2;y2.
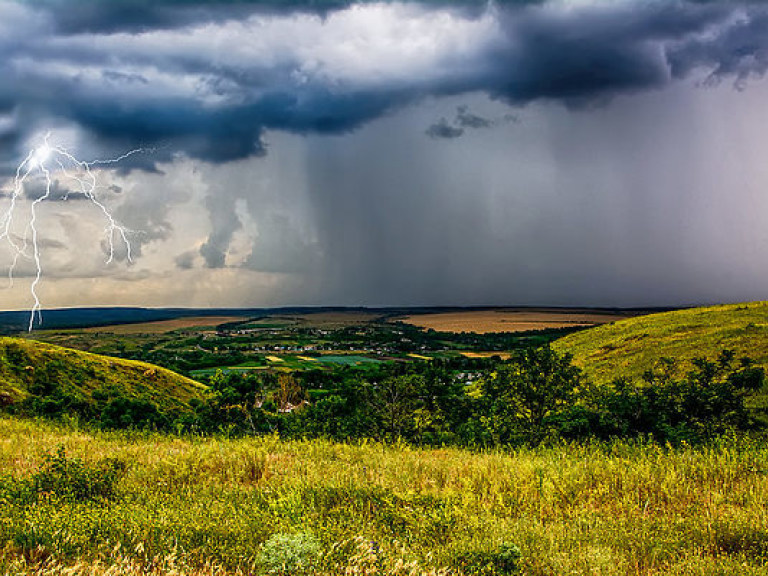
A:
426;105;496;138
3;0;768;172
667;8;768;88
455;105;493;129
29;0;541;33
426;119;464;139
174;250;197;270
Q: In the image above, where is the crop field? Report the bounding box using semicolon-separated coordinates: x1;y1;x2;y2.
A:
315;354;383;366
264;311;385;328
2;417;768;575
398;309;634;334
188;353;387;378
293;311;385;327
460;351;513;360
83;316;249;334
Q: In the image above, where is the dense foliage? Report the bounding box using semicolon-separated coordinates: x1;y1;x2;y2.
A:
5;344;765;447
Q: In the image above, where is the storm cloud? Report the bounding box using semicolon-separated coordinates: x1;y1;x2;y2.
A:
3;0;768;310
1;0;768;168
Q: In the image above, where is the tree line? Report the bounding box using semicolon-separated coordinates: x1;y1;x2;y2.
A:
6;346;764;446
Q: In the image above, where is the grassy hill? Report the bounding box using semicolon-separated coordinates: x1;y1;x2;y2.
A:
553;301;768;386
0;337;206;412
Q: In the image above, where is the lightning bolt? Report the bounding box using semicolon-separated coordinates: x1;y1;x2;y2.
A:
0;133;149;331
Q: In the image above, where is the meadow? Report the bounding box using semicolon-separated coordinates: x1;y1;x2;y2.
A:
2;417;768;575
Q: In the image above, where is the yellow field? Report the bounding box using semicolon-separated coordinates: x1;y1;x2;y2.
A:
460;351;513;360
84;316;248;334
397;309;633;334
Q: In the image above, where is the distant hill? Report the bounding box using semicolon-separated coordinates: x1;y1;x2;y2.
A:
554;301;768;385
0;337;206;412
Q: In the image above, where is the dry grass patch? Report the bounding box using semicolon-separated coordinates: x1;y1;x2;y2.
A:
83;317;247;334
278;311;384;328
398;309;633;334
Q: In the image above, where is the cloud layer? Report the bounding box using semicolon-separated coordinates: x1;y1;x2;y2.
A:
3;0;768;309
1;0;768;169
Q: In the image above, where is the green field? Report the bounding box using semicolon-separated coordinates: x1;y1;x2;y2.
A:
315;354;383;366
189;354;384;378
2;417;768;575
554;301;768;385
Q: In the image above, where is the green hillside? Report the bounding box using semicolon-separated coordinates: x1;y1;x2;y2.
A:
554;301;768;385
0;337;206;412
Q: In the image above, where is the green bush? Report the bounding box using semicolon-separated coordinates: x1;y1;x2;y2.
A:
453;542;522;575
257;532;322;574
7;446;125;503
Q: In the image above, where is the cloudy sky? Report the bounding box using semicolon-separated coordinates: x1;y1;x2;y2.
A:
2;0;768;310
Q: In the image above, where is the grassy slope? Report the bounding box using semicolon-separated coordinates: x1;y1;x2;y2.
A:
2;417;768;575
553;301;768;385
0;337;206;410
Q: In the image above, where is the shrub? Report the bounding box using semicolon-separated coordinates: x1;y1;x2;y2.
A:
452;542;522;575
257;532;322;574
8;446;126;503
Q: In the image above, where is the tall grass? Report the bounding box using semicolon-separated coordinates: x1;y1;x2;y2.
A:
2;417;768;575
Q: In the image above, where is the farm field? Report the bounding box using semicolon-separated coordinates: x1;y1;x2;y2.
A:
236;311;384;330
281;310;384;327
398;309;635;334
315;354;383;366
460;351;513;360
188;353;385;378
2;417;768;575
83;316;248;334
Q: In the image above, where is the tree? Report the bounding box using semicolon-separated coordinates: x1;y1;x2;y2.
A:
366;374;424;440
481;346;582;445
592;350;765;443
